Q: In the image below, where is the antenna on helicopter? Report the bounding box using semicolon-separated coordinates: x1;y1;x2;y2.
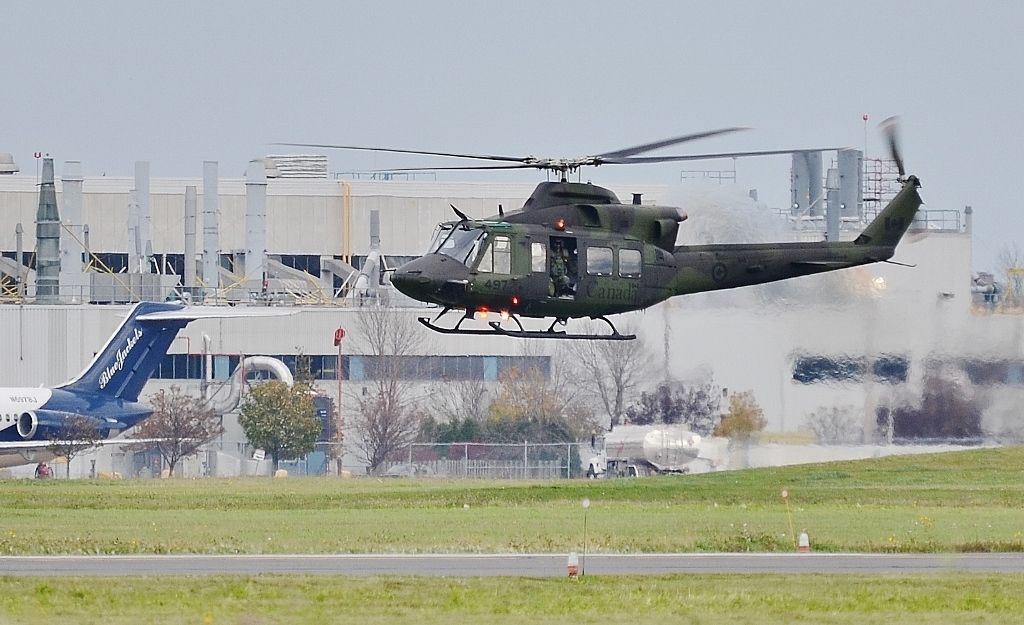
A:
450;204;470;222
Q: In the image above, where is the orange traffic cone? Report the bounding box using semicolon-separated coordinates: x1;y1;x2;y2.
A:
798;531;811;553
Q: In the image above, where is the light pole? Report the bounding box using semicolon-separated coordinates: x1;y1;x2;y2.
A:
334;327;346;475
581;498;591;577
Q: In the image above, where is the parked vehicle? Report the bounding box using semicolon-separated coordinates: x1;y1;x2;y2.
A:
585;425;702;477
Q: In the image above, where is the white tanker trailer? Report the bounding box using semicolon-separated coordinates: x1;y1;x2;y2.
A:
585;425;702;477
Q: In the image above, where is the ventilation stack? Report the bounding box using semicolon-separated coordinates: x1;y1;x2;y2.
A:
790;151;823;217
184;185;197;295
825;168;840;242
244;159;267;288
60;160;87;300
127;161;153;273
202;161;220;294
35;157;61;302
837;149;863;220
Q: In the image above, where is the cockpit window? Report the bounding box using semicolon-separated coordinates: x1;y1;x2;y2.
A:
428;223;486;265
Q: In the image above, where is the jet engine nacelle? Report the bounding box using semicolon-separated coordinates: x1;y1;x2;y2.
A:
16;411;37;439
16;410;105;441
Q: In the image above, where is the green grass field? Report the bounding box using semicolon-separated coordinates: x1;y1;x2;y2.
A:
2;447;1023;555
3;448;1023;624
1;574;1022;625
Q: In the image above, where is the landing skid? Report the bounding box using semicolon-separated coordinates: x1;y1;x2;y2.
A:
416;313;636;341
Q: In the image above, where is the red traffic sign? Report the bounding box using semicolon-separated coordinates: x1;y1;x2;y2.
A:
334;327;346;346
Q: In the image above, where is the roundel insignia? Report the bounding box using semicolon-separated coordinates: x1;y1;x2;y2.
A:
712;262;727;282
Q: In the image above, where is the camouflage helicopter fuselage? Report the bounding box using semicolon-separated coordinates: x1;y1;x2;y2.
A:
391;177;922;325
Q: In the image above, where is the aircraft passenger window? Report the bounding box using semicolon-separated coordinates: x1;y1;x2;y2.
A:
619;249;642;277
587;246;613;276
532;242;546;273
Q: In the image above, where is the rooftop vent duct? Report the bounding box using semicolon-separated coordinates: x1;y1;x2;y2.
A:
0;153;17;174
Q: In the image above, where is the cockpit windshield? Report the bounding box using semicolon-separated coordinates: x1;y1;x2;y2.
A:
428;223;486;266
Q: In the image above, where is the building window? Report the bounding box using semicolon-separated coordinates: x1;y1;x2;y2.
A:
152;353;551;383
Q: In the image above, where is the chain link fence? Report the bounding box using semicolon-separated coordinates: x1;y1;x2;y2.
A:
380;442;583;479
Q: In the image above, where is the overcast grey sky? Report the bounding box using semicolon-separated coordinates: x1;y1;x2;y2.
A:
4;1;1021;271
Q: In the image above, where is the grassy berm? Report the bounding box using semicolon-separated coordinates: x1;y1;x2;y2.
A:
2;446;1023;555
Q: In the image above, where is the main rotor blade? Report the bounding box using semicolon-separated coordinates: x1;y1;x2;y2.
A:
601;147;847;164
595;127;749;159
273;142;530;163
370;164;542;172
879;116;905;178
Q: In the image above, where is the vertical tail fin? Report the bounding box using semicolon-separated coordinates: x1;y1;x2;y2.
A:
57;302;188;402
854;175;923;249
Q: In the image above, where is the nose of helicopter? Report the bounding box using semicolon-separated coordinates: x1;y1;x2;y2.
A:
391;254;471;304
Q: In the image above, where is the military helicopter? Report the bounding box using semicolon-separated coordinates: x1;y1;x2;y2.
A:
284;119;920;340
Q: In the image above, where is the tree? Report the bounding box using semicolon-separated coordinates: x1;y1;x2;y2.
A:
350;307;429;474
804;405;860;444
714;391;766;468
623;379;722;435
238;380;319;472
879;367;983;440
484;350;595;444
46;415;102;478
132;386;224;477
425;377;490;434
565;322;650;427
996;243;1023;280
714;391;767;442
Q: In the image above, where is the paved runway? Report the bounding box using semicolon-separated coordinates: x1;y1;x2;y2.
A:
2;553;1023;577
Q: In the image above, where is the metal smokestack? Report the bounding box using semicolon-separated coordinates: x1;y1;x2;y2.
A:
127;189;141;271
184;185;197;293
60;160;86;299
134;161;152;273
15;223;25;297
368;209;380;299
202;161;219;293
35;157;61;302
244;159;267;285
825;168;840;242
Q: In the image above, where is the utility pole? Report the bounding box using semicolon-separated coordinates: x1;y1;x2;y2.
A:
334;327;346;475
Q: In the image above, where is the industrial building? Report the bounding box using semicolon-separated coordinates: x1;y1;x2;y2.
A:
0;150;1019;477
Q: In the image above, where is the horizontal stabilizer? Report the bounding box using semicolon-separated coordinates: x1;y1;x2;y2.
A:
136;307;297;322
790;260;852;268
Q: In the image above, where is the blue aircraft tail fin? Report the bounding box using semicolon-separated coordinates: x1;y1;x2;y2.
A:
57;302;188;403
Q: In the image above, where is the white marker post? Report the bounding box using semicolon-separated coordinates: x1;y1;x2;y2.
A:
581;498;591;577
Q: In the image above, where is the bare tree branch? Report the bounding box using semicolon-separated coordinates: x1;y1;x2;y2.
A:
804;405;860;444
132;386;224;477
565;321;650;427
350;307;432;473
46;415;102;479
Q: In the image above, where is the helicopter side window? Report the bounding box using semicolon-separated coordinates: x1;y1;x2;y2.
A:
619;249;642;278
586;246;613;276
531;243;546;273
476;235;511;274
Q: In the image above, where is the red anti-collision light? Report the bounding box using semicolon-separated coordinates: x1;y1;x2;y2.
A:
555;218;566;231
